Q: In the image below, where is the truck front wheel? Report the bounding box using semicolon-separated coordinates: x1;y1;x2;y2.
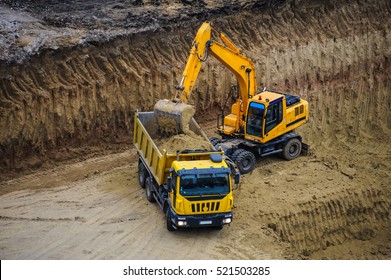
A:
215;225;224;230
145;177;156;203
166;210;176;232
283;138;302;160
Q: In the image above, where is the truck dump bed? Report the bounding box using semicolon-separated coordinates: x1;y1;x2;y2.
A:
133;111;216;186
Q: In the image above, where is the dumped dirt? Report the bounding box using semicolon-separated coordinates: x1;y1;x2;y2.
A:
157;131;212;153
0;0;391;260
154;99;196;136
1;122;390;260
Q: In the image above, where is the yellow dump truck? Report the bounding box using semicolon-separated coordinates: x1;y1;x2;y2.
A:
134;111;239;231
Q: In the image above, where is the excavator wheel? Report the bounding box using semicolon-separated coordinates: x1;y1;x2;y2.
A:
231;149;256;174
282;138;302;160
209;136;221;148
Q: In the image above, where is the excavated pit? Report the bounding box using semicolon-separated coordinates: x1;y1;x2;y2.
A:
0;0;390;259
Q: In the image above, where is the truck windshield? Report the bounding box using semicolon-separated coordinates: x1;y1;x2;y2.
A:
180;173;230;196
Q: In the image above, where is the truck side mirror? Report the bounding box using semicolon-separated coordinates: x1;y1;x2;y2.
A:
234;172;240;184
167;176;173;192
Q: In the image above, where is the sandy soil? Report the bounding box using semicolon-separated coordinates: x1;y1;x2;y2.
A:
0;120;390;260
1;0;390;172
0;149;283;260
0;0;390;260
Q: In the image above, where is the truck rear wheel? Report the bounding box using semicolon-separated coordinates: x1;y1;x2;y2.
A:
145;177;156;203
138;162;147;188
283;138;302;160
231;149;256;174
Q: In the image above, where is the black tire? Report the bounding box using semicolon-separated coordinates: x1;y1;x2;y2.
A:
215;225;224;230
231;149;256;174
145;177;156;203
166;209;176;232
230;149;243;163
209;136;220;147
282;138;302;160
138;162;147;188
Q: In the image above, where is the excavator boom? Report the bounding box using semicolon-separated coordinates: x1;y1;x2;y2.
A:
155;22;256;134
179;22;256;109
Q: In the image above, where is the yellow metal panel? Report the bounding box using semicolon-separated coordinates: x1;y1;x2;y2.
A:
254;91;281;102
223;114;237;127
220;125;236;135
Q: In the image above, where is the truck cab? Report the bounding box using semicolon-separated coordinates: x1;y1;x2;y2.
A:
165;155;234;230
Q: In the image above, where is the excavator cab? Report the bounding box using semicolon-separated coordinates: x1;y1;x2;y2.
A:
245;102;264;138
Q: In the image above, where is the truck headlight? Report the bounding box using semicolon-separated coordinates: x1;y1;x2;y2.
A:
178;220;187;226
223;218;232;224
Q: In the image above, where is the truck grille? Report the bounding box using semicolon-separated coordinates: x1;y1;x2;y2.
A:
191;202;220;213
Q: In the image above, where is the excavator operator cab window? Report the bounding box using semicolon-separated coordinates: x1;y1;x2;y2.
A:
246;102;265;138
265;99;283;134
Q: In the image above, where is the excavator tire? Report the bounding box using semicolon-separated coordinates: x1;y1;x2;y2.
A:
209;136;220;147
230;149;242;162
231;149;256;174
145;177;156;203
282;138;302;160
138;162;147;188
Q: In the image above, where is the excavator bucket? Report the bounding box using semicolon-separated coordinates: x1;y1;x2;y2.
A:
154;99;195;136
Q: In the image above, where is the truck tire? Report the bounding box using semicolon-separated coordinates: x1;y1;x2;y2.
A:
138;162;147;188
215;225;224;230
166;210;176;232
145;177;156;203
282;138;302;160
231;149;256;174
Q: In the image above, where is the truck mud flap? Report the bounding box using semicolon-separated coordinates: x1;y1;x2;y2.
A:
301;142;310;156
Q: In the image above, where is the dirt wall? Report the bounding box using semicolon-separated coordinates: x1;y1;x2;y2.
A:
0;0;390;170
0;0;390;260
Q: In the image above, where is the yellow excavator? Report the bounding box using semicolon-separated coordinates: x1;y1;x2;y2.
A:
155;21;309;174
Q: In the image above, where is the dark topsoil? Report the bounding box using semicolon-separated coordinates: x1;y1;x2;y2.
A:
0;0;284;63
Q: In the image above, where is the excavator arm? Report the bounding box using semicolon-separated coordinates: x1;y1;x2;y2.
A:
154;21;257;135
178;22;257;115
